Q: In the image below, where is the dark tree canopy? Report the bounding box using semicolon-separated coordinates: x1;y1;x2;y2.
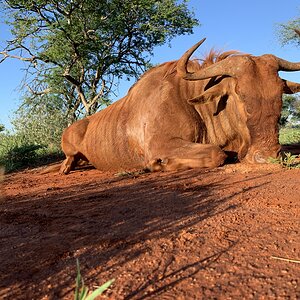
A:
1;0;199;119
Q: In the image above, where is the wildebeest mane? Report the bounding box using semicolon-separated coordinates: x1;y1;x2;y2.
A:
127;49;242;94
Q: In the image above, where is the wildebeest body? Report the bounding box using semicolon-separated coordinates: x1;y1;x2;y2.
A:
60;38;300;174
61;61;225;173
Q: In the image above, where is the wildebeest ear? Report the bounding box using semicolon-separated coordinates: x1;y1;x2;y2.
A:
188;85;225;105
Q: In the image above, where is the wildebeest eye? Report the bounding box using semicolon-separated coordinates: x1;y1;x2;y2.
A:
214;94;228;116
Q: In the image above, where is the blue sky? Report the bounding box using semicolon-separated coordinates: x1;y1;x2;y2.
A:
1;0;300;129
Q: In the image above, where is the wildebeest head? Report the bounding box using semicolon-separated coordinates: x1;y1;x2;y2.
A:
177;38;300;163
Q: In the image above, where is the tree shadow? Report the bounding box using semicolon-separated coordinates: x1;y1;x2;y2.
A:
0;168;271;299
124;241;238;300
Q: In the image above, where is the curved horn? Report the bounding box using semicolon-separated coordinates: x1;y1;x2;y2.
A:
275;28;300;71
176;38;206;79
177;38;238;80
276;57;300;71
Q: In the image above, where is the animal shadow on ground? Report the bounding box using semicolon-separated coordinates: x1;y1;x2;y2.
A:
0;168;270;299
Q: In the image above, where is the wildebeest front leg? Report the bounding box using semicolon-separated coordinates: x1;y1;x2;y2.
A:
148;142;226;171
59;156;75;174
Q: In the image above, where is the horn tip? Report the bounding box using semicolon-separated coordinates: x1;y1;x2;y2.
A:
198;37;206;45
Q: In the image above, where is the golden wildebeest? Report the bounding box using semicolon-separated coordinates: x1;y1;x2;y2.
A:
60;38;300;174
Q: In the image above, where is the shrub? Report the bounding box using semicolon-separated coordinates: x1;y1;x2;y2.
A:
269;152;300;169
279;127;300;145
0;132;63;173
0;100;67;173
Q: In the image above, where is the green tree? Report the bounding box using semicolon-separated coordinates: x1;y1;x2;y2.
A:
11;94;68;149
1;0;199;120
277;18;300;127
277;17;300;46
280;94;300;127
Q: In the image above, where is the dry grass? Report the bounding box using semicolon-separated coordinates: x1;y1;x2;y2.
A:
271;256;300;264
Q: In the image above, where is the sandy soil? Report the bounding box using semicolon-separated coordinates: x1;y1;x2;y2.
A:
0;161;300;299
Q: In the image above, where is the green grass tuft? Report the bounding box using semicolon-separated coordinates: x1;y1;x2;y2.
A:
74;259;114;300
268;152;300;169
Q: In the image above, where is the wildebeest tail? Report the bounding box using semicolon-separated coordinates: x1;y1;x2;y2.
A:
40;163;61;174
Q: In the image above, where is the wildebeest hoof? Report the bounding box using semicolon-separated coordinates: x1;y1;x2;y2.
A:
59;165;71;175
147;158;169;172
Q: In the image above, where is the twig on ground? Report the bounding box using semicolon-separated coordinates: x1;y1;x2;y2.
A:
271;256;300;264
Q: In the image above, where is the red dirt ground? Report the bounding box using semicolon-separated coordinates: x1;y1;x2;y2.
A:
0;161;299;299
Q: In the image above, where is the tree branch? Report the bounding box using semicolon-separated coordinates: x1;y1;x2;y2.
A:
26;84;51;96
0;51;35;63
90;79;106;108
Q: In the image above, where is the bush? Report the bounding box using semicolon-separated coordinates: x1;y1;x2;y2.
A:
279;127;300;145
269;152;300;169
0;132;63;173
0;99;68;173
12;102;68;151
4;143;44;171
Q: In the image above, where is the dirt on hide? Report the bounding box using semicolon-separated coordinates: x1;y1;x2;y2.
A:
0;161;299;299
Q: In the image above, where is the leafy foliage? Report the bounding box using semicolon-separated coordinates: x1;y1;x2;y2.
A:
279;127;300;145
1;143;43;171
277;16;300;46
269;152;300;169
280;94;300;127
0;100;65;172
1;0;199;118
277;16;300;126
0;131;63;173
12;95;68;149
